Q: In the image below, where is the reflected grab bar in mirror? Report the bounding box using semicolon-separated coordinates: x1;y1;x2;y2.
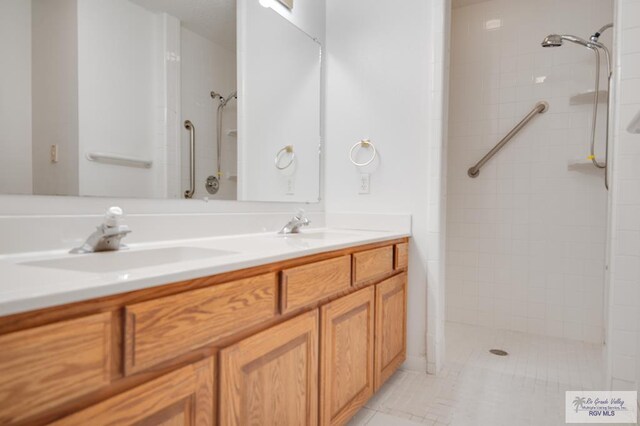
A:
468;101;548;178
86;152;152;169
184;120;195;199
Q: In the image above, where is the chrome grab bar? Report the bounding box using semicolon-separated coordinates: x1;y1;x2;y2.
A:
184;120;195;198
468;101;549;178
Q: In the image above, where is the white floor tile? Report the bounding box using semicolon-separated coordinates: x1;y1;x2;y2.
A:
348;322;605;426
367;412;427;426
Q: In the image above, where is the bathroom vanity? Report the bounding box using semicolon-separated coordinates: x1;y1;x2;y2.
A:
0;235;408;425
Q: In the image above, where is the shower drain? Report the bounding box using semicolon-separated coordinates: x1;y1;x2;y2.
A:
489;349;508;356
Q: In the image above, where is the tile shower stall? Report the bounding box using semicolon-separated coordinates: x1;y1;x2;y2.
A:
444;0;640;397
446;0;613;343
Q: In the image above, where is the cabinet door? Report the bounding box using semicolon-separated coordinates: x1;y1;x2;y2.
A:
51;357;215;426
320;287;375;426
219;310;319;426
374;273;407;390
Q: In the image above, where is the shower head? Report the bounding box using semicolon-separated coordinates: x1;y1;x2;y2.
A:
541;34;563;47
541;34;594;49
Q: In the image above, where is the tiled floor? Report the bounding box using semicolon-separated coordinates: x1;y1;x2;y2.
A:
348;322;605;426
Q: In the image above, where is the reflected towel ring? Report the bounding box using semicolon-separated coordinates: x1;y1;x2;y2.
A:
349;139;377;166
275;145;295;170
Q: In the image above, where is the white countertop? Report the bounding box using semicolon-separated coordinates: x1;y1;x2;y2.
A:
0;228;408;317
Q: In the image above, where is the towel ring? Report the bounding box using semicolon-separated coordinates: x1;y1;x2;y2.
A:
349;139;377;166
275;145;295;170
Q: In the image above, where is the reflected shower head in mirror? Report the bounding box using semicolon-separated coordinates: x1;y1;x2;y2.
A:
541;34;594;49
221;91;237;108
212;91;237;107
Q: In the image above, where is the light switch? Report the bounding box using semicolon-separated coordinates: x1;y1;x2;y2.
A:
359;173;370;194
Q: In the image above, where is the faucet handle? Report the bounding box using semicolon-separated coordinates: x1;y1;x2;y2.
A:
104;206;124;227
296;209;310;226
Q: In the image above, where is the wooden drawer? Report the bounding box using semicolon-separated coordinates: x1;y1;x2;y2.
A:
352;246;394;286
281;255;351;314
124;273;277;375
394;242;408;270
0;312;112;425
51;357;214;426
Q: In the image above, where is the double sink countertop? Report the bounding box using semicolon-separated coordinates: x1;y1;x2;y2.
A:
0;228;409;317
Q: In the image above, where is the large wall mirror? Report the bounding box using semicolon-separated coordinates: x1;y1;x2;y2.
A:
0;0;322;202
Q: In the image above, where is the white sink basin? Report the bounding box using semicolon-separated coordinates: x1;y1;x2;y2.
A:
22;247;236;273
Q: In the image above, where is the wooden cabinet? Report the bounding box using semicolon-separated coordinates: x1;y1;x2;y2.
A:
374;273;407;390
0;312;112;425
124;273;277;374
0;238;408;426
352;246;394;286
51;357;215;426
281;255;351;314
320;287;375;426
219;310;319;426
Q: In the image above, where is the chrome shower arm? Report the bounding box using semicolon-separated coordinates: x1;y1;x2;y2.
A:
591;23;613;42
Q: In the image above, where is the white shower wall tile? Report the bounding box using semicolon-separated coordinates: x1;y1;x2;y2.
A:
446;0;612;344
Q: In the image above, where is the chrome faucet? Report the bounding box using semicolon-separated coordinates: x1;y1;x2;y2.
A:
279;209;310;234
70;207;131;254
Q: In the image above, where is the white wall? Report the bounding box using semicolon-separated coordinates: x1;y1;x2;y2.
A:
0;0;32;195
446;0;613;343
158;13;182;199
77;0;160;198
31;0;80;196
427;0;450;375
325;0;447;372
606;0;640;392
238;0;321;202
180;27;237;200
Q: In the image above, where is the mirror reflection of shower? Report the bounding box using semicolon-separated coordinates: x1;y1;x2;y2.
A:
541;24;613;189
208;90;238;194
